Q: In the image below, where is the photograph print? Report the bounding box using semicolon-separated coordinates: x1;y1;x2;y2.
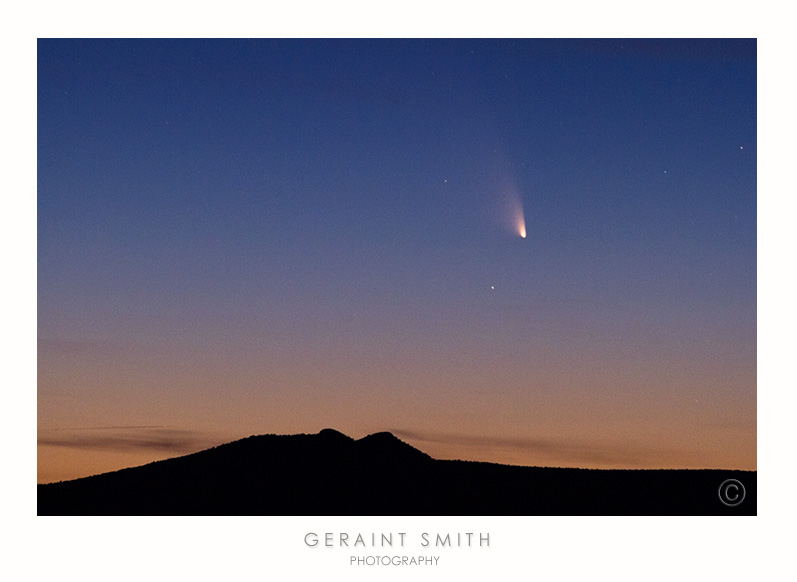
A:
37;38;756;516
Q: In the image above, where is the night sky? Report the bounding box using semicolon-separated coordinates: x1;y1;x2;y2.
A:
37;39;756;483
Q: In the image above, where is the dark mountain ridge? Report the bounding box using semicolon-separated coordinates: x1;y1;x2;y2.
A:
38;429;756;515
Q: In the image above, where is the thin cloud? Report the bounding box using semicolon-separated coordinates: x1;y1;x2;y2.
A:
37;427;216;454
389;428;696;468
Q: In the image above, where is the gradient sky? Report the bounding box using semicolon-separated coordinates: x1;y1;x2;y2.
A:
37;38;756;483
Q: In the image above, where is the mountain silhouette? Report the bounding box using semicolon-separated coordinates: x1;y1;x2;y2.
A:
37;429;756;516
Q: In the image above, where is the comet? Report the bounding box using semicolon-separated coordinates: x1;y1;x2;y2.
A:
509;183;527;239
516;205;527;238
490;154;527;239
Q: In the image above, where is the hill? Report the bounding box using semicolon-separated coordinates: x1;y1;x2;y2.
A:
37;429;756;515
